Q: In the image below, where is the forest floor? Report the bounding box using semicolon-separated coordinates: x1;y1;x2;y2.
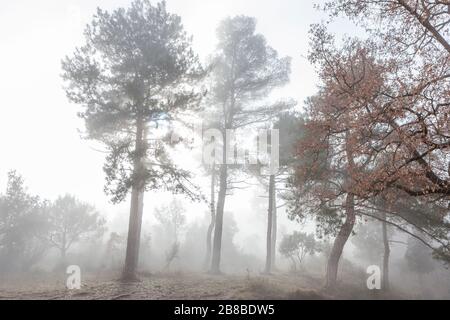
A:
0;271;406;300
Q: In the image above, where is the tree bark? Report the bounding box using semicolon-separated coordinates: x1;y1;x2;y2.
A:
264;175;275;273
204;164;216;270
210;163;227;274
290;256;297;272
60;247;67;270
271;182;277;269
61;232;67;262
325;193;355;289
382;211;390;291
122;117;145;281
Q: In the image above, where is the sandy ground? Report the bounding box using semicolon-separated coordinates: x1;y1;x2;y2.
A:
0;272;404;300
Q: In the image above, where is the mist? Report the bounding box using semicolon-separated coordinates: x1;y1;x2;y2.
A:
0;0;449;302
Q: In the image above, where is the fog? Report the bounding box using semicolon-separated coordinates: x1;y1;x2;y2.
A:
0;0;449;300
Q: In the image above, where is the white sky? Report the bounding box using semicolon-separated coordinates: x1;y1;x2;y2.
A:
0;0;357;252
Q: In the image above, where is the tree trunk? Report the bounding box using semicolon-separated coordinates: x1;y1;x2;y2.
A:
122;187;144;280
204;164;216;270
210;163;227;274
325;193;355;289
122;117;145;281
59;246;67;272
62;231;66;259
60;232;67;270
61;247;66;263
290;256;297;272
271;182;277;269
382;211;390;291
264;175;275;273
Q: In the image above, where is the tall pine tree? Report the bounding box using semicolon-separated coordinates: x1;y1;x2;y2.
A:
62;0;203;280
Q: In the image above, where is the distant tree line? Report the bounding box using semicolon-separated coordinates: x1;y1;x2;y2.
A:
0;171;106;272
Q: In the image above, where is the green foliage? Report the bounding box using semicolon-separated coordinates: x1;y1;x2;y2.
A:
283;116;339;237
206;15;293;131
62;0;204;203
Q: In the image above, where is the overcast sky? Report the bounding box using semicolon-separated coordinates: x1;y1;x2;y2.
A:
0;1;356;249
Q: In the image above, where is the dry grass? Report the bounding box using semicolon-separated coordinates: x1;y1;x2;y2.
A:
0;271;408;300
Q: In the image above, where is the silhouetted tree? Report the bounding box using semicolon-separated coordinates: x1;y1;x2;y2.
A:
103;232;126;270
154;199;186;269
0;171;49;272
279;232;320;271
48;195;106;266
